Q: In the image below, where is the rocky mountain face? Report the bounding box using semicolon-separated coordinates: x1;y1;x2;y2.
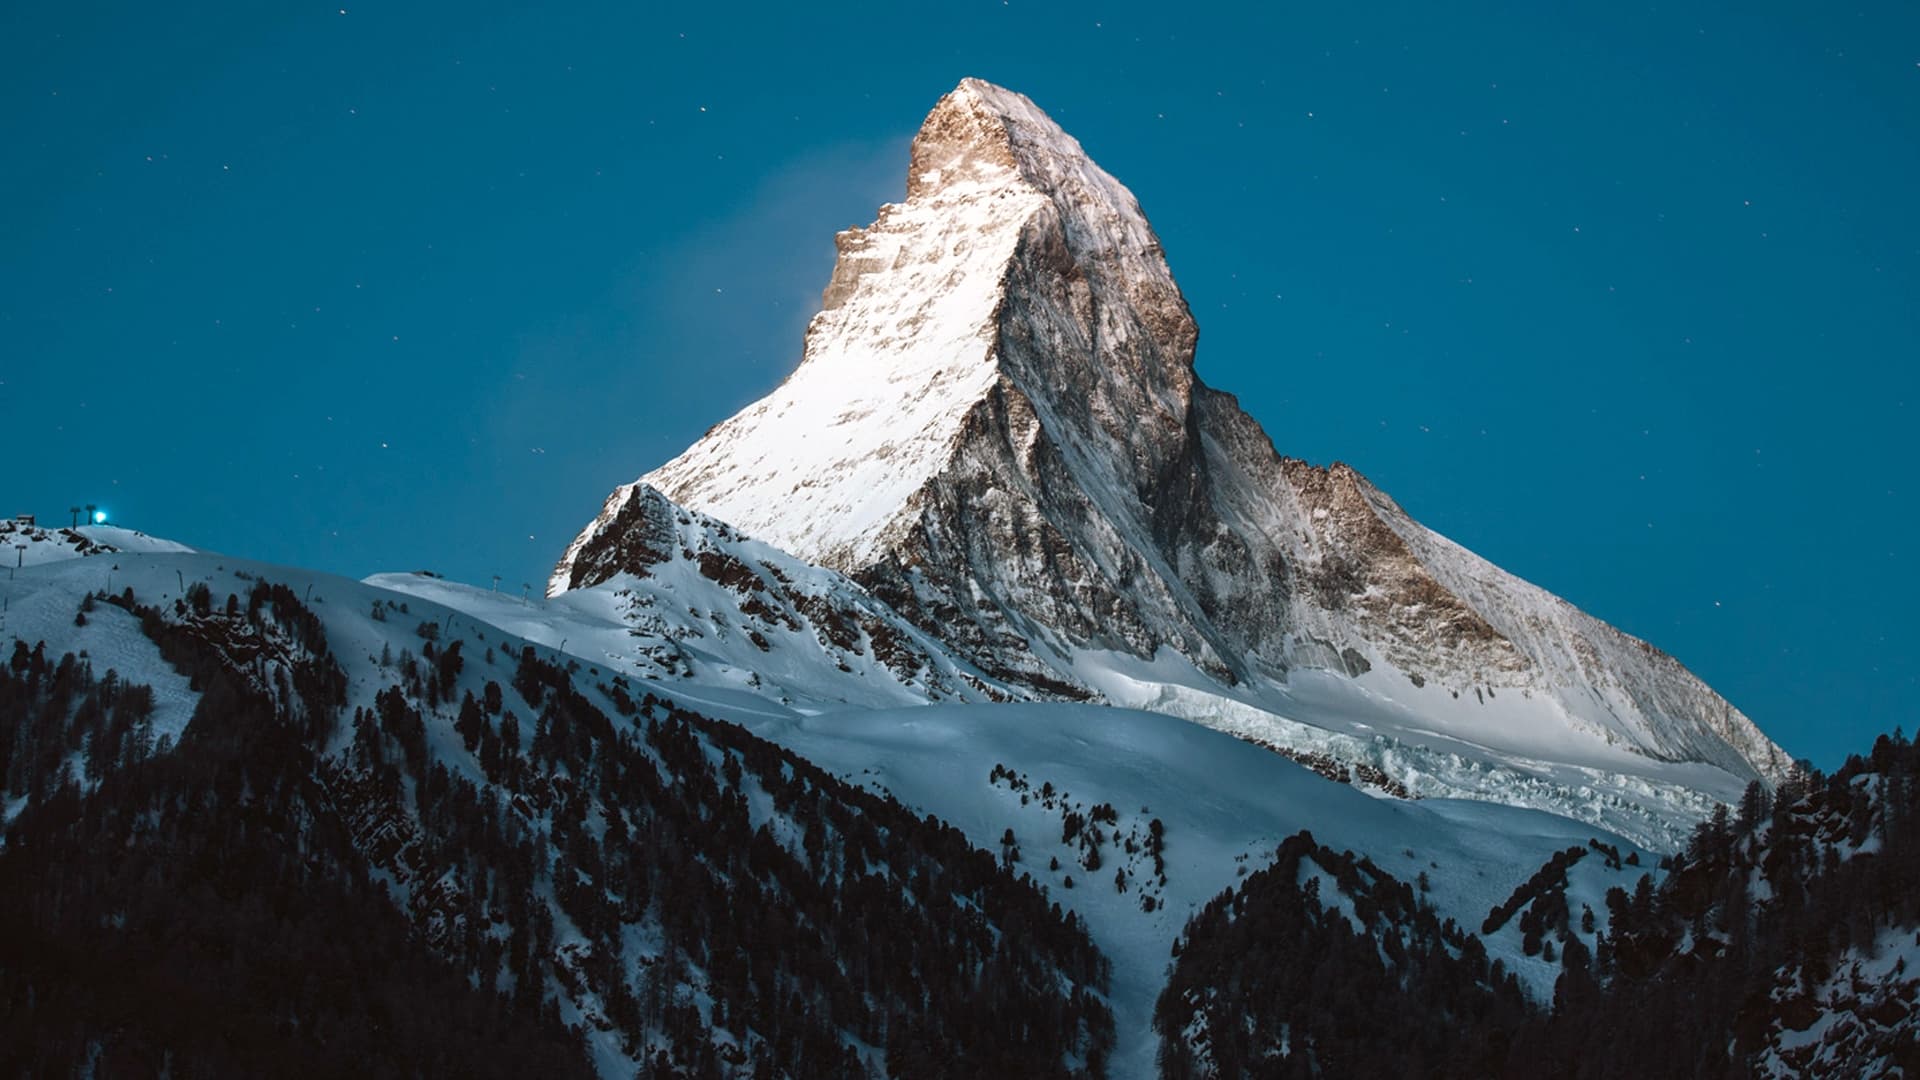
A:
553;79;1789;820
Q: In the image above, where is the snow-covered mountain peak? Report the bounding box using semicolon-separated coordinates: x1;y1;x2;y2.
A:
903;78;1196;391
905;79;1167;273
591;80;1199;580
906;79;1141;221
556;81;1789;832
902;78;1030;200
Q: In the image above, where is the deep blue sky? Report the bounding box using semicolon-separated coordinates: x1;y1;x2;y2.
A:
5;4;1916;766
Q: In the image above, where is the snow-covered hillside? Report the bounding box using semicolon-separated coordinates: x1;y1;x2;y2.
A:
736;702;1659;1078
6;537;1674;1077
0;519;194;569
3;542;1116;1075
1752;927;1920;1078
400;484;1013;712
499;469;1727;847
419;486;1717;849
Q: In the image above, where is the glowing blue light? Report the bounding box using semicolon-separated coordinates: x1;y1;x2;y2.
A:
92;510;108;525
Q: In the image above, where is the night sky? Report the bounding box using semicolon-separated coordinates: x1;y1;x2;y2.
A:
5;4;1917;766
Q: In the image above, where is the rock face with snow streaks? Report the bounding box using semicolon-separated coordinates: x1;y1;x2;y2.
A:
554;78;1788;803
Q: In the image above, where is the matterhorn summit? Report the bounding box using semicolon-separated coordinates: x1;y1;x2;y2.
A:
554;79;1789;842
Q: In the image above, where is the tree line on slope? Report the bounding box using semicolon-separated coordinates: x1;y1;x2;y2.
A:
0;606;590;1078
1;580;1117;1078
1155;734;1920;1078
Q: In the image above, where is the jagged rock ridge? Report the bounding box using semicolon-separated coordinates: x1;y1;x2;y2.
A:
554;78;1789;803
540;483;1011;708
